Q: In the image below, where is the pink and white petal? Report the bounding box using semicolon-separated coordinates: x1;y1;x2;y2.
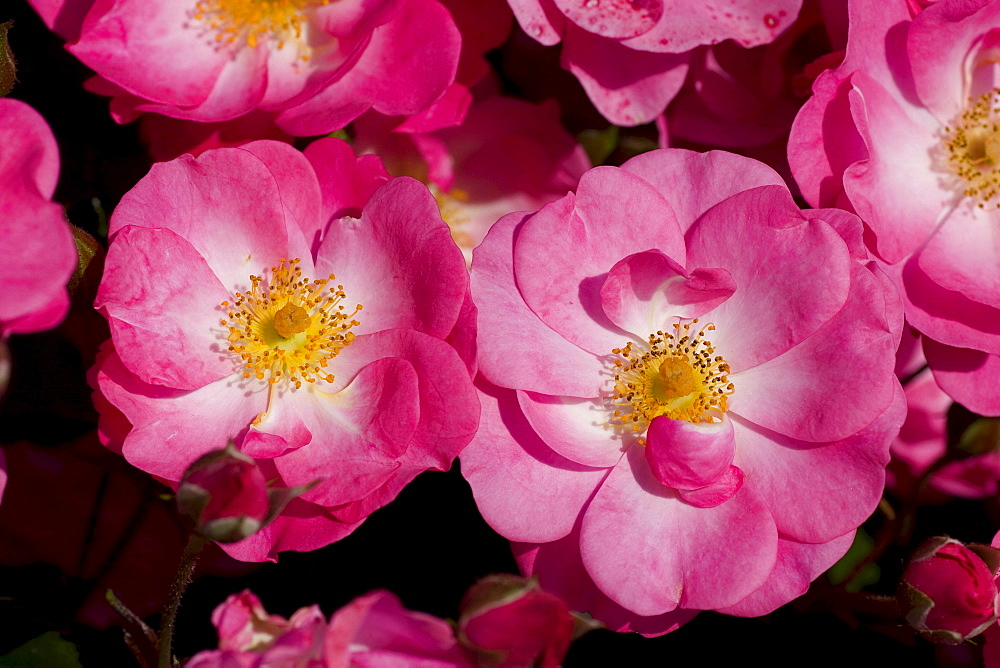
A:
621;149;785;231
0;99;60;198
97;226;233;390
561;24;688;126
150;45;268;123
514;531;698;637
96;352;262;482
552;0;661;39
842;72;949;264
580;446;777;614
108;149;297;290
313;178;467;339
729;264;898;442
233;141;323;260
924;338;1000;417
731;382;902;543
69;0;225;108
276;0;460;135
461;381;608;544
645;416;735;490
916;207;1000;311
685;187;852;374
242;395;313;460
907;0;1000;122
515;167;683;355
716;532;856;617
896;257;1000;355
508;0;566;46
518;391;628;468
472;212;607;398
621;0;802;53
311;0;405;37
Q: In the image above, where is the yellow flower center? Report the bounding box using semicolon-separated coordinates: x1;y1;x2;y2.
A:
610;319;733;431
429;184;475;250
192;0;329;51
942;88;1000;208
220;258;362;389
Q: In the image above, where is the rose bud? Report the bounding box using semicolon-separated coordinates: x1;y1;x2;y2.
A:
458;575;598;667
899;536;1000;644
176;442;270;543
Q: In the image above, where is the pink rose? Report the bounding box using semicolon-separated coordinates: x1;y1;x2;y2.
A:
900;537;1000;644
35;0;462;134
463;148;904;635
788;0;1000;415
92;140;478;561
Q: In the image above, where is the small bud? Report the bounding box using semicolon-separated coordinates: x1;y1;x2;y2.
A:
898;536;1000;644
458;575;594;668
176;442;269;543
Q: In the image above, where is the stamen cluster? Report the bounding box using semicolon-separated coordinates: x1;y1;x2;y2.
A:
221;258;362;389
611;319;733;430
943;89;1000;208
192;0;329;51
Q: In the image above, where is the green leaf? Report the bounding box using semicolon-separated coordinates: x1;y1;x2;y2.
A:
827;528;881;592
578;126;619;167
0;632;82;668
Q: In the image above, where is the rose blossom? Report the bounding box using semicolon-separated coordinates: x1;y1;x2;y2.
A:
0;98;75;339
31;0;462;135
91;140;478;561
507;0;802;125
462;148;904;634
788;0;1000;415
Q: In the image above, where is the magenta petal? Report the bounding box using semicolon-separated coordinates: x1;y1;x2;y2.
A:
303;137;391;235
645;416;735;490
96;226;233;390
461;381;607;543
716;532;856;617
600;250;735;334
314;178;467;340
224;498;359;561
472;213;606;398
242;398;313;460
561;24;689;126
730;264;897;443
509;0;566;46
552;0;661;39
925;339;1000;417
676;467;744;509
580;446;777;614
515;166;684;356
0;98;60;198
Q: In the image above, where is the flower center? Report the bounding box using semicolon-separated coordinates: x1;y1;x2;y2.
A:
610;319;733;430
943;88;1000;208
192;0;329;51
220;258;362;389
429;184;474;250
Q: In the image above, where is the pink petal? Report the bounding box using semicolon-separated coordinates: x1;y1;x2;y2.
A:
314;178;467;340
561;24;688;126
508;0;567;46
0;98;60;198
621;148;786;231
303;137;391;238
685;186;852;374
514;166;684;356
580;446;777;614
460;380;607;543
716;532;856;617
552;0;662;40
730;264;898;442
925;339;1000;417
731;381;903;543
600;250;736;334
518;390;627;468
645;416;735;489
916;208;1000;311
96;226;234;390
675;466;744;509
472;212;607;398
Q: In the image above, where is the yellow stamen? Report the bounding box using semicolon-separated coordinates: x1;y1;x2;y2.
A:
942;88;1000;208
610;319;734;435
220;258;362;389
192;0;329;52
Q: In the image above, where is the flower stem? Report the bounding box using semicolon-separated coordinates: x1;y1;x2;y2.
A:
158;533;208;668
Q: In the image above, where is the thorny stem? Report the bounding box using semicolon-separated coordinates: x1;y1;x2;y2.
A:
158;533;208;668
